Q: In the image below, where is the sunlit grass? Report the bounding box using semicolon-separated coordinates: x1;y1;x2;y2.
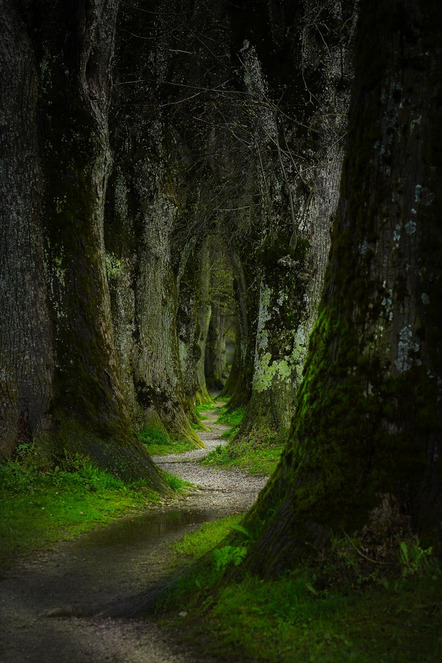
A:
216;406;246;426
203;421;284;475
171;514;243;567
0;457;164;572
196;401;218;415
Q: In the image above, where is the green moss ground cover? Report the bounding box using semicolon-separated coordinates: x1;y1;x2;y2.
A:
191;401;217;431
216;406;246;427
168;517;442;662
203;438;283;476
196;401;218;415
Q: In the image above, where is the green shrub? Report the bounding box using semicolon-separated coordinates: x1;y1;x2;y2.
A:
213;545;248;572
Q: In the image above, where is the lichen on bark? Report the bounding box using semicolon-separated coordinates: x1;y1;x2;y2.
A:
243;0;442;575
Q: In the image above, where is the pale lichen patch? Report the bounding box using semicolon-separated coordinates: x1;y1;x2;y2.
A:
395;325;420;372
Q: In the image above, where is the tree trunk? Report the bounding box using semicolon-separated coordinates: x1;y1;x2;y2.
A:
238;0;357;438
221;252;256;409
106;0;204;446
245;0;442;574
205;307;227;391
0;0;53;455
0;0;166;489
178;238;212;405
205;237;236;392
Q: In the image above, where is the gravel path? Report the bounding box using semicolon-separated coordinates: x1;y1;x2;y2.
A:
152;405;267;505
0;403;268;663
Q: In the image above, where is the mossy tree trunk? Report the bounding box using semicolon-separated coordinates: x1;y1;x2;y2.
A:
244;0;442;574
106;0;204;446
205;307;227;392
0;0;165;489
177;238;212;406
0;0;54;456
235;0;357;439
221;251;257;409
205;237;236;392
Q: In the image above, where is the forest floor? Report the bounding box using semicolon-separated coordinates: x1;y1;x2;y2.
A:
0;403;267;663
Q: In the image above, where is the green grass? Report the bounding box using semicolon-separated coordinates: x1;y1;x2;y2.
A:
192;400;224;431
203;424;284;476
203;443;283;475
138;425;196;455
191;421;208;430
0;450;174;573
216;406;246;427
196;401;218;415
196;572;442;662
161;471;193;492
192;405;211;431
167;519;442;662
171;514;243;567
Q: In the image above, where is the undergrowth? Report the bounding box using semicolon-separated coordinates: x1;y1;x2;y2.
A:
196;401;218;415
0;444;182;572
191;401;218;431
203;423;284;475
138;425;195;455
171;514;243;567
160;471;192;492
166;517;442;662
216;406;246;427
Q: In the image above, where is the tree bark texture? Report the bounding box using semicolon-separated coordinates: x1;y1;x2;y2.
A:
221;251;257;409
205;307;227;391
204;237;236;392
178;238;212;406
237;0;358;437
0;0;166;488
0;0;53;455
106;0;206;445
244;0;442;574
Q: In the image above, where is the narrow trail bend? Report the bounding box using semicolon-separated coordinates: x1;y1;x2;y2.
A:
0;403;267;663
152;403;266;512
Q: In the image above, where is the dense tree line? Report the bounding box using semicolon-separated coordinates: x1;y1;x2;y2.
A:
1;0;441;555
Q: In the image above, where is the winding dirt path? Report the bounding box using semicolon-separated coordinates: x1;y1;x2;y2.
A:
0;404;267;662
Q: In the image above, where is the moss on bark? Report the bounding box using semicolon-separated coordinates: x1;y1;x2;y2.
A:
243;0;442;575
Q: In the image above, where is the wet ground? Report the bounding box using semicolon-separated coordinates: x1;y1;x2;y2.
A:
0;405;268;662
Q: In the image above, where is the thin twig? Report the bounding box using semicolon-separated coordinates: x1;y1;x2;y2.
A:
342;530;389;565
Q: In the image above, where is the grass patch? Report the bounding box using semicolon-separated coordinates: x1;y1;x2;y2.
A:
192;406;210;431
191;421;208;430
217;406;246;427
161;471;193;492
203;426;284;476
138;425;195;455
171;514;243;567
0;449;164;573
196;402;217;415
192;400;224;431
166;522;442;662
192;571;442;662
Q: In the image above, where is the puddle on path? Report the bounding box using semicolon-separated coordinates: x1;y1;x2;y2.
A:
78;508;213;550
